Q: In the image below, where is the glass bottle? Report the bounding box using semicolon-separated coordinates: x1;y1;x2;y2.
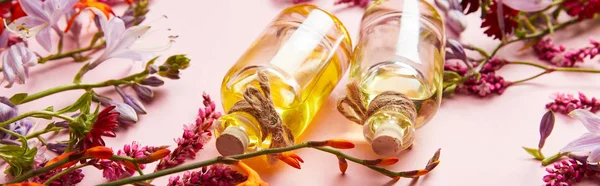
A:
214;4;352;157
350;0;445;156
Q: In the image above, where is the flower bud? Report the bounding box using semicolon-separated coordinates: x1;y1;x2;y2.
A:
337;156;348;174
84;146;114;159
377;157;399;166
0;96;18;122
140;149;171;163
47;143;68;154
116;86;147;114
4;182;45;186
276;152;303;169
45;152;77;169
446;10;468;37
147;64;159;74
325;139;355;149
140;76;164;87
132;84;154;101
98;97;138;125
158;55;190;79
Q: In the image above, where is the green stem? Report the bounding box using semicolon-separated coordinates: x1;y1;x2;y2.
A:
522;15;537;33
507;61;600;84
38;42;106;64
0;127;27;146
0;111;75;128
466;44;490;60
10;156;84;183
489;19;580;58
134;163;145;176
43;163;90;185
510;71;550;85
18;70;148;104
542;152;567;166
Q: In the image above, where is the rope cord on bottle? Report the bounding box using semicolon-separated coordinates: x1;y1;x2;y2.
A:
337;81;417;125
228;71;294;163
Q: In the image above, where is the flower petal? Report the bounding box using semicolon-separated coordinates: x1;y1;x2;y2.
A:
7;16;47;39
569;109;600;133
0;30;8;48
7;45;26;84
2;50;16;88
561;133;600;153
110;25;150;54
588;149;600;163
104;17;126;53
18;0;49;22
503;0;552;12
35;27;52;52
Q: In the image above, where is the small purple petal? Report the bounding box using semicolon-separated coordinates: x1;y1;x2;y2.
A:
116;86;147;114
47;143;68;154
588;149;600;163
569;109;600;133
36;27;53;52
539;111;555;149
140;76;164;87
503;0;552;12
132;84;154;101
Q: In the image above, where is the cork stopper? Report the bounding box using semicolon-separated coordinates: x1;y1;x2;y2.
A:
370;121;405;157
216;126;249;156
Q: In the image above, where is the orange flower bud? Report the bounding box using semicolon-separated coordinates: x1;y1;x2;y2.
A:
377;157;399;166
45;152;76;169
325;139;355;149
121;161;137;171
236;161;269;186
277;152;302;169
4;182;45;186
145;149;171;162
414;170;429;177
337;156;348;174
84;146;114;159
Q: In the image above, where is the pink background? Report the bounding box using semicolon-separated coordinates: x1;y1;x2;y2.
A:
3;0;600;185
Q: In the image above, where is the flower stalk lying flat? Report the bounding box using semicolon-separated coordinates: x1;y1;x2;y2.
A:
97;140;441;186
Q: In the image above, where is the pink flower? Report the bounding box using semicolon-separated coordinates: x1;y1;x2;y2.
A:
94;160;131;181
458;72;509;97
534;38;566;63
156;93;221;170
167;164;247;186
334;0;370;7
562;0;600;20
546;92;600;114
31;163;85;186
543;159;598;185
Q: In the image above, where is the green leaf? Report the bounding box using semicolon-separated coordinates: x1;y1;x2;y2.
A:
522;147;544;160
45;106;54;112
0;145;36;177
9;93;28;105
58;92;92;114
145;56;160;68
443;71;462;83
443;84;457;96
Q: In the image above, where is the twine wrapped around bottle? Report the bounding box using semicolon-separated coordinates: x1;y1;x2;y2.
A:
337;81;417;126
228;71;295;163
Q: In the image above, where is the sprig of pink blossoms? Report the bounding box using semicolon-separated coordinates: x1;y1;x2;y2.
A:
545;92;600;115
94;141;164;181
156;93;222;170
444;58;509;97
534;38;600;67
31;163;85;186
543;159;599;186
167;164;247;186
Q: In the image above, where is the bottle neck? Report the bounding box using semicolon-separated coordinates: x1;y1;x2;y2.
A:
215;112;262;156
364;108;415;157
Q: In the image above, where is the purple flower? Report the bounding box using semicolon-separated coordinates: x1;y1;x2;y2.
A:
97;97;138;125
543;159;597;186
0;96;32;141
132;83;153;102
561;109;600;163
435;0;467;38
157;93;221;170
546;93;600;115
116;86;147;114
6;0;78;51
167;164;247;186
87;7;171;70
2;42;38;88
31;163;85;186
47;142;68;154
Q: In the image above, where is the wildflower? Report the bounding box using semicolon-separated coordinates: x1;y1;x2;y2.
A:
562;0;600;20
84;146;114;159
333;0;370;7
79;106;119;151
167;164;247;186
0;96;32;142
554;39;600;67
157;93;221;170
6;0;78;51
116;141;165;171
158;55;190;80
44;152;77;169
116;86;147;114
236;161;269;186
561;109;600;163
481;1;519;40
2;42;38;88
534;38;567;64
94;160;131;181
97;97;138;125
543;159;598;185
458;72;509;97
277;152;304;169
47;143;68;154
74;0;114;18
31;162;84;186
318;139;355;149
84;7;170;70
131;83;153;102
546;93;600;114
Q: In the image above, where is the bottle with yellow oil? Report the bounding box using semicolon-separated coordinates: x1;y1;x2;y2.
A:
214;4;352;157
340;0;445;157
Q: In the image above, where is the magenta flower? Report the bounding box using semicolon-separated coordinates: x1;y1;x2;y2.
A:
334;0;370;7
31;163;85;186
543;159;597;186
534;38;566;63
94;160;131;181
2;42;38;88
546;92;600;114
167;164;247;186
561;109;600;163
6;0;78;51
157;93;221;170
445;58;508;97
